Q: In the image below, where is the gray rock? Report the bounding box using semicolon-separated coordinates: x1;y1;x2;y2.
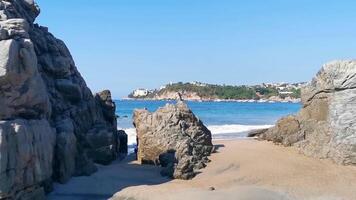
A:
247;128;268;137
0;1;128;198
0;37;50;120
133;100;213;179
0;119;56;199
86;126;119;165
95;90;117;127
0;19;30;39
118;130;128;157
260;60;356;165
53;118;77;183
55;79;82;103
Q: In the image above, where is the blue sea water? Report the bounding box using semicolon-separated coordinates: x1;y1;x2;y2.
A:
115;100;301;146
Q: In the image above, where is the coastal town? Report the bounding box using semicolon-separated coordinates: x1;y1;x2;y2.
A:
128;81;306;103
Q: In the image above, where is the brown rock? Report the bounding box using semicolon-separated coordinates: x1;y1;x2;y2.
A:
260;60;356;165
133;100;213;179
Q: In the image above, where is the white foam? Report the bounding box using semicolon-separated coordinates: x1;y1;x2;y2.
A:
207;124;273;135
121;128;137;145
119;124;273;146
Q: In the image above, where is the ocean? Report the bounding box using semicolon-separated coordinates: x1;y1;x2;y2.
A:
116;100;301;151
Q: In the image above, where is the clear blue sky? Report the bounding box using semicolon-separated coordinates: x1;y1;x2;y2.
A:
35;0;356;98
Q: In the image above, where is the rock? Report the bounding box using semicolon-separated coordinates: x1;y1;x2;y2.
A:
0;1;127;198
55;79;82;103
86;126;119;165
0;19;30;39
0;119;56;199
247;128;268;137
118;130;128;157
133;100;213;179
208;187;216;191
260;60;356;165
95;90;117;127
260;116;303;146
53;118;77;183
0;38;50;120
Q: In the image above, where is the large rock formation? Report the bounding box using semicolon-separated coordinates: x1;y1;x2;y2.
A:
0;1;127;199
133;100;213;179
260;60;356;165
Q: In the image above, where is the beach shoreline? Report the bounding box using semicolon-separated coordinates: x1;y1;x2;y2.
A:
48;139;356;200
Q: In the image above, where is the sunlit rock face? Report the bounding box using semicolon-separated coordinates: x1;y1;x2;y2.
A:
134;100;213;180
260;60;356;165
0;0;127;199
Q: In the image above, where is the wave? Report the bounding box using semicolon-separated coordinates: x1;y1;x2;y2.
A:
207;124;273;135
121;128;137;145
119;124;273;147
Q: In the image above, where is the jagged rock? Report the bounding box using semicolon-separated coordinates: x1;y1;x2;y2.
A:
53;118;77;183
260;60;356;165
95;90;117;127
0;0;127;198
55;79;82;103
260;116;303;146
0;37;50;120
0;119;56;200
133;100;213;179
117;130;128;157
247;128;268;137
0;19;30;39
86;126;119;165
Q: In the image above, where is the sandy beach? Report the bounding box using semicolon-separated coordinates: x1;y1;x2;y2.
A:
47;139;356;200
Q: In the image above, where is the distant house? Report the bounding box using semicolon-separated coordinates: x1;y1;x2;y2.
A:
279;91;293;95
190;81;207;87
132;89;149;97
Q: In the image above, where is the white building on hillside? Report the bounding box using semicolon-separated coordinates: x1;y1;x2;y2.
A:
132;89;149;97
190;81;207;87
279;91;293;95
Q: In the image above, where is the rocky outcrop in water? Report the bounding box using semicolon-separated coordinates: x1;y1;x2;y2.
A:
260;60;356;165
133;100;213;179
0;1;127;199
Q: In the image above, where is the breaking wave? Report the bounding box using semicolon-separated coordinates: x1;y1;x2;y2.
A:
120;124;273;148
207;124;273;135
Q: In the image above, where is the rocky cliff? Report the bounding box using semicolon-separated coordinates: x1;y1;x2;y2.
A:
259;60;356;165
0;1;127;199
133;100;213;179
154;90;205;101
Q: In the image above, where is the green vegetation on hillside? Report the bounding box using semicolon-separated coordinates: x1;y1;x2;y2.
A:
160;82;301;100
129;82;303;100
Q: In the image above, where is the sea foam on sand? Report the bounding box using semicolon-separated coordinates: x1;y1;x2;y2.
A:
208;124;273;135
121;124;273;151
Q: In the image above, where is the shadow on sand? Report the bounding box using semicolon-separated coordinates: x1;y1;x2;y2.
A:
47;154;171;200
48;144;225;200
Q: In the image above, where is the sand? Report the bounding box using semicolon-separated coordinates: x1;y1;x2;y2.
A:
48;139;356;200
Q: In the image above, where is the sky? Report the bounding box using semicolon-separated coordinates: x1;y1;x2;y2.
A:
35;0;356;98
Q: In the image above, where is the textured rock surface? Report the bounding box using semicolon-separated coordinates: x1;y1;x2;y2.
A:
260;116;303;146
0;119;55;199
260;60;356;165
133;100;213;179
0;0;127;199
